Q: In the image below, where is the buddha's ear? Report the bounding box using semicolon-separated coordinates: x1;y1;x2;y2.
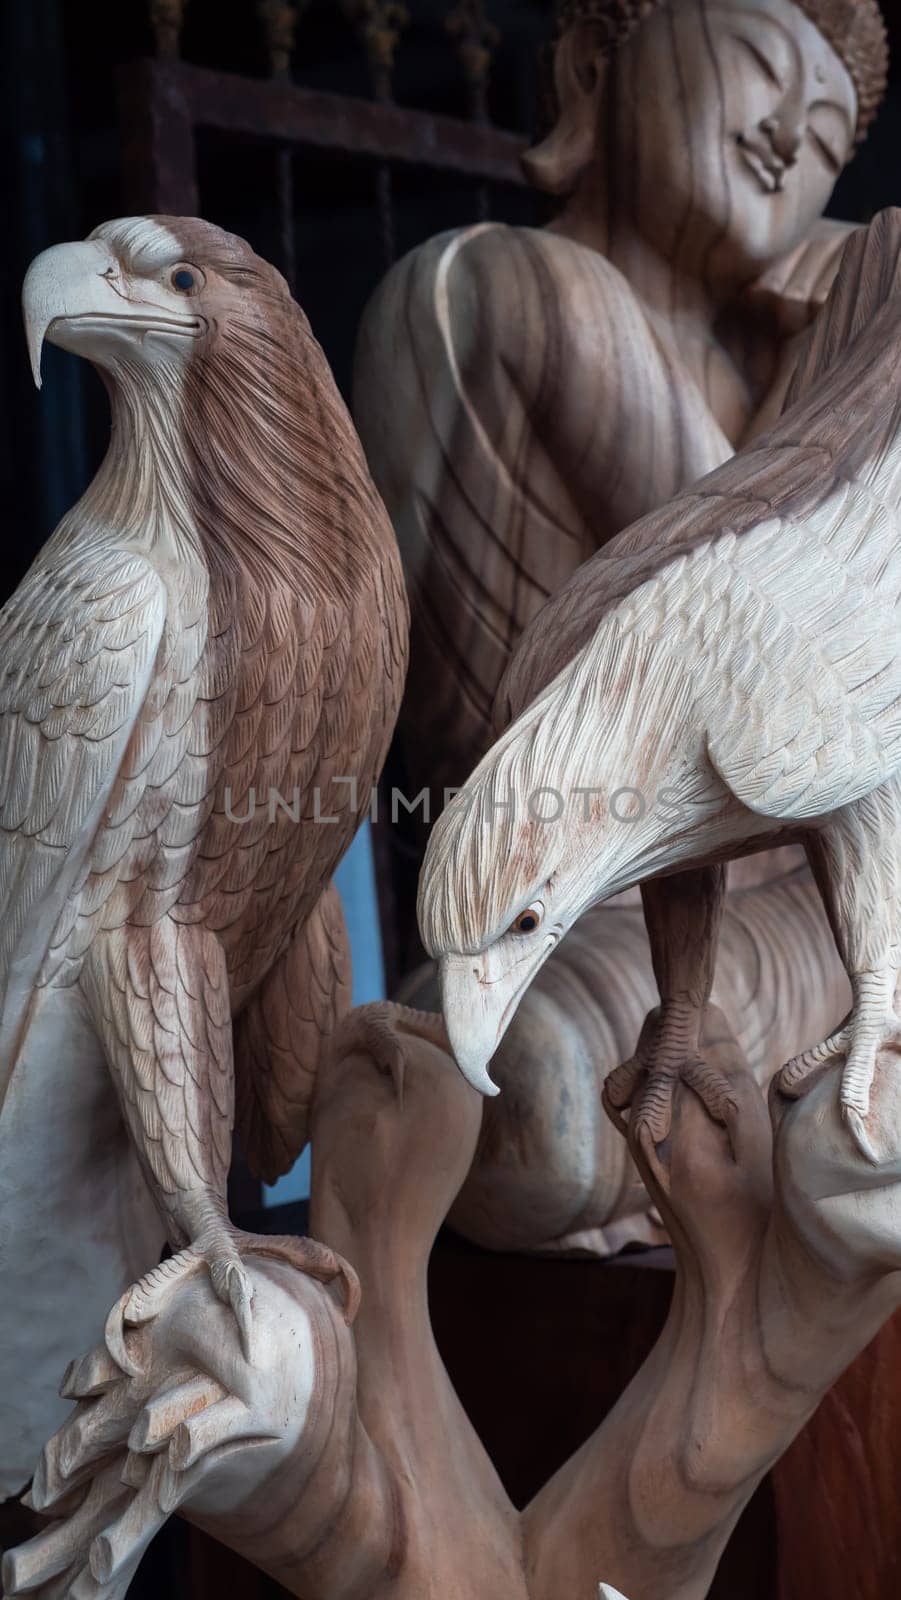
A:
522;25;609;196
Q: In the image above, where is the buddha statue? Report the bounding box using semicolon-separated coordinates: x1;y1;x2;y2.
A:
354;0;889;1254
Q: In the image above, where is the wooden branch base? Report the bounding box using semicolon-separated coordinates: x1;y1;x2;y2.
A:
5;1214;897;1598
429;1237;776;1598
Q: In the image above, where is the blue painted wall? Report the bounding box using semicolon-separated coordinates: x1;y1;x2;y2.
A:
262;821;385;1205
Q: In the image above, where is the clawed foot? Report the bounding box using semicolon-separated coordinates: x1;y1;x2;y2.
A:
3;1254;339;1600
603;1002;739;1159
106;1230;359;1377
778;984;901;1164
330;999;449;1101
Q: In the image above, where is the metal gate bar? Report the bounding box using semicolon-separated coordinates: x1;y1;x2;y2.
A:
117;56;529;215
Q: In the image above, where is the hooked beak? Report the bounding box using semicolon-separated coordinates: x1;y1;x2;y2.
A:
22;238;200;389
439;938;554;1097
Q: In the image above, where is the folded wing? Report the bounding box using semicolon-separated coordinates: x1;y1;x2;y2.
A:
0;544;166;1098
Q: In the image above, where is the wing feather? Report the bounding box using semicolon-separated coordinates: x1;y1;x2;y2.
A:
234;881;351;1184
500;212;901;733
660;487;901;820
0;544;166;1098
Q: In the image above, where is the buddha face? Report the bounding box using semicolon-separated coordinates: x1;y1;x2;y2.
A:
608;0;858;281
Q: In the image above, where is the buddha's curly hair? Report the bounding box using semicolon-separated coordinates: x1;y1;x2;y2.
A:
557;0;889;144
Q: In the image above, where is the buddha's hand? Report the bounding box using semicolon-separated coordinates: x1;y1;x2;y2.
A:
2;1246;353;1599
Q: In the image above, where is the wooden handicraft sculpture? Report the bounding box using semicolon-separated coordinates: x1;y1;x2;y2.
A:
353;0;888;1254
8;202;901;1600
0;216;408;1499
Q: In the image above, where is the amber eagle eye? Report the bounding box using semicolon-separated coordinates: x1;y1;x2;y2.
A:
171;266;198;293
511;905;542;935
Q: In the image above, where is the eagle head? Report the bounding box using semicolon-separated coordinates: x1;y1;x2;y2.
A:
21;215;292;389
21;216;384;591
417;672;612;1097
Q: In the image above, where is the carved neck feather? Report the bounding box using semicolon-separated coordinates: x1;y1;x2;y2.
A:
180;308;386;599
51;357;197;558
53;297;388;603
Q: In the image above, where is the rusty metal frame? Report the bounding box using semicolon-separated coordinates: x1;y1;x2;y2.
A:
116;56;529;215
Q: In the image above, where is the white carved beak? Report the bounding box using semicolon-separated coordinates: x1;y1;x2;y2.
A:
22;239;199;389
438;937;554;1097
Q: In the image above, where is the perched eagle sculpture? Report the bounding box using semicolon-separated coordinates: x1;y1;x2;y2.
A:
419;209;901;1166
0;216;406;1492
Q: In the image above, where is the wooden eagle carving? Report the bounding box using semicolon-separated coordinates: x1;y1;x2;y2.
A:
0;216;406;1490
419;209;901;1166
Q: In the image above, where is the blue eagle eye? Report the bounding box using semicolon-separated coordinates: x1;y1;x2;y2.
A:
172;268;196;292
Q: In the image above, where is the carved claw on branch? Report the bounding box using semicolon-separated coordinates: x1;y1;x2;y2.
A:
329;999;449;1103
521;1014;901;1600
778;973;901;1166
2;1253;356;1600
603;1002;759;1206
604;1002;741;1169
103;1231;359;1380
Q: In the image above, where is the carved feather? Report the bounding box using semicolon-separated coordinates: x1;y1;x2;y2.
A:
498;209;901;803
234;881;352;1183
0;550;167;1097
4;214;408;1218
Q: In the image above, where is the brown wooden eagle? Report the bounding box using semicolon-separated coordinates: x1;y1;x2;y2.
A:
1;216;406;1488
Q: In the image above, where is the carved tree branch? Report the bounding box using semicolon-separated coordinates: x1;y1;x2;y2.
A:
522;1009;901;1600
7;1007;901;1600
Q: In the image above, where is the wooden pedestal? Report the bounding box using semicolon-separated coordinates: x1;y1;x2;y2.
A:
2;1210;898;1598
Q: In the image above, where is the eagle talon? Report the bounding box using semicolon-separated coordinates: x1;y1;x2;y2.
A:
779;989;901;1163
843;1105;883;1165
604;1053;645;1111
208;1253;256;1363
331;1000;448;1104
237;1231;362;1326
778;1023;853;1100
600;1079;631;1139
604;1047;737;1155
104;1247;207;1377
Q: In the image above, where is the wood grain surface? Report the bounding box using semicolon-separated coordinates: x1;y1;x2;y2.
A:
354;0;868;1250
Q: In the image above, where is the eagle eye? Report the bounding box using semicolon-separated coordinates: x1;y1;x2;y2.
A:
171;265;200;293
510;904;543;935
